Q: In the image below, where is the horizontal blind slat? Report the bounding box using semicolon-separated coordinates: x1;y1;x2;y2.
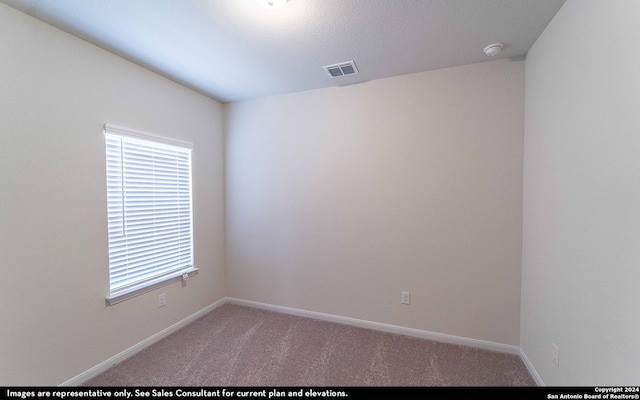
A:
105;130;193;296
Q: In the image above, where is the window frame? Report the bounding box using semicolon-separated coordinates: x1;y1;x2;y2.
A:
103;124;198;306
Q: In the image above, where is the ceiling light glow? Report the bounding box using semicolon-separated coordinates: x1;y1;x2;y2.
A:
256;0;288;11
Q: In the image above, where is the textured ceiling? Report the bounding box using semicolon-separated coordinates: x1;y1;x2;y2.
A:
1;0;566;103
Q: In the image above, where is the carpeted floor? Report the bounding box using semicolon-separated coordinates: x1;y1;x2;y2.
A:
82;303;536;386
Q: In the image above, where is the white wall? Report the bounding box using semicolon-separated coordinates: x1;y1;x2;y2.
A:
0;3;226;385
226;59;525;346
522;0;640;385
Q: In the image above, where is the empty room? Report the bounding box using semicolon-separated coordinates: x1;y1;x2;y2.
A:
1;0;638;388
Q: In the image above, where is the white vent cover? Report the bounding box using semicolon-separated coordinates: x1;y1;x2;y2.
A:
323;60;358;78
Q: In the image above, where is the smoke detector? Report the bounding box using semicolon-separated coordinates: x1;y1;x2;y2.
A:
484;43;503;57
323;61;358;78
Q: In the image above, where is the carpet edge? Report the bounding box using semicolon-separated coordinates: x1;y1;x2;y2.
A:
226;298;521;355
63;297;539;386
519;348;544;386
59;298;227;387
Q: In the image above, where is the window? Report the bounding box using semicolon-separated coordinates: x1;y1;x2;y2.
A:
104;124;197;305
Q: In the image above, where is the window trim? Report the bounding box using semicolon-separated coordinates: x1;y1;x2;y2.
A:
104;123;193;150
105;268;199;306
103;123;196;306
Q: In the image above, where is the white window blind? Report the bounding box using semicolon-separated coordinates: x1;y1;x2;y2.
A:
104;124;196;305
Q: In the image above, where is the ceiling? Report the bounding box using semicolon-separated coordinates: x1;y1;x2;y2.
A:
2;0;566;103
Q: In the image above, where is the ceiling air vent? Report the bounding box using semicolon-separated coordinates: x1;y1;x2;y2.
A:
323;60;358;78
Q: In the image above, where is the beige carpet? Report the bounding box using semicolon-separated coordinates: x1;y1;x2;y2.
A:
82;304;536;386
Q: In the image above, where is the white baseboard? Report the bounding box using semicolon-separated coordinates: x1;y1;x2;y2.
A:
225;297;522;355
59;297;227;386
519;348;544;386
62;296;541;386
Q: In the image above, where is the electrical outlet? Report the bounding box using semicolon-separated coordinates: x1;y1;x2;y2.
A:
552;343;559;366
401;291;410;305
158;293;166;308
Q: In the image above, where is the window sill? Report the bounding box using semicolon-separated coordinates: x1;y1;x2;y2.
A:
105;267;199;306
